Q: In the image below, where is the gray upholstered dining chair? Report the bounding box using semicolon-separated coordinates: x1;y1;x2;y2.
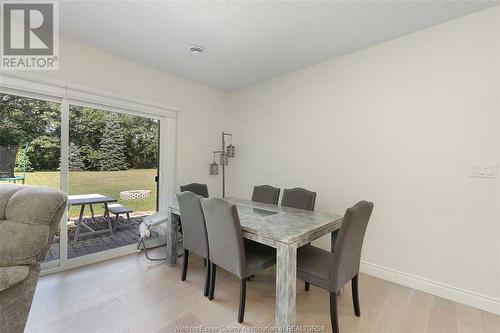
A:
180;183;209;198
176;191;211;296
200;198;276;323
281;187;316;211
296;201;374;333
281;187;317;290
251;185;280;205
178;183;209;243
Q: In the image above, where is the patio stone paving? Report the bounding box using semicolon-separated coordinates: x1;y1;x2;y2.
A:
44;215;144;261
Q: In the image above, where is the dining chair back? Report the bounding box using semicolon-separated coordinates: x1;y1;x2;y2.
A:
200;197;246;278
180;183;209;198
331;200;374;291
251;185;280;205
200;197;276;323
296;200;374;333
176;191;211;296
177;191;209;259
281;187;316;211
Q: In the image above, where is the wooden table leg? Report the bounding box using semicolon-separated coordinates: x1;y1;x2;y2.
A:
74;204;85;241
89;204;96;223
167;211;179;266
276;242;297;331
103;202;113;234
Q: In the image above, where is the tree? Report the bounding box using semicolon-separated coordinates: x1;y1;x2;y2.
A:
2;93;159;172
1;93;61;171
99;113;128;171
69;105;107;170
28;136;60;170
0;93;60;145
69;142;86;171
118;115;159;168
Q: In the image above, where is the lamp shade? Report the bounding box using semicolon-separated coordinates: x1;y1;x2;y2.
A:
220;153;229;166
209;161;219;175
226;144;235;158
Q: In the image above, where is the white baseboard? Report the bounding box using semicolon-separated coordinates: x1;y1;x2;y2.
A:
360;261;500;315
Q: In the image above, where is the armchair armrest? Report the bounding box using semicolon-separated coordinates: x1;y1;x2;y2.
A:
0;266;29;292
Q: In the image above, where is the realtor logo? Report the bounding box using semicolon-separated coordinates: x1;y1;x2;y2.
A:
1;1;59;70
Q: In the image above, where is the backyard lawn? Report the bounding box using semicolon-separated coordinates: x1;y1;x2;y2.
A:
15;169;157;217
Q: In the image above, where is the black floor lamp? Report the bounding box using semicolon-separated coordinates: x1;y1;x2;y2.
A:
209;131;235;197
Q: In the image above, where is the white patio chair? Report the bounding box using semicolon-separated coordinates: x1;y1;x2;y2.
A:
137;211;169;261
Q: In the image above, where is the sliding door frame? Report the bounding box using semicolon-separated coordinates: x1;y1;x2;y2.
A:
0;72;178;274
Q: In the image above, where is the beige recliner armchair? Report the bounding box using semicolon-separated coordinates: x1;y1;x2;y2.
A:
0;184;67;333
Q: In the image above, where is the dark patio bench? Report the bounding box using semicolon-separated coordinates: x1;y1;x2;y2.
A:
105;203;133;231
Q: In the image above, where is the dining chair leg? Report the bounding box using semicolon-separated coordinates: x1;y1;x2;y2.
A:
203;259;211;297
238;278;247;323
330;292;339;333
305;282;310;291
208;263;216;300
352;274;360;316
181;249;189;281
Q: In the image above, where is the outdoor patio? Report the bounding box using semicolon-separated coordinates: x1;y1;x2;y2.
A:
44;214;148;261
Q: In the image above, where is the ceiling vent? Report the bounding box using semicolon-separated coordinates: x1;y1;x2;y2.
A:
189;45;205;54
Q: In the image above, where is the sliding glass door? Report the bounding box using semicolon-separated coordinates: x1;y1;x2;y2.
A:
66;105;159;259
1;88;168;272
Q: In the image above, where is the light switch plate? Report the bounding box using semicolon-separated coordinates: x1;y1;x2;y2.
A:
469;164;497;178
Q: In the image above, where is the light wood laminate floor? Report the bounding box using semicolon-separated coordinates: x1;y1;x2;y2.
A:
27;249;500;333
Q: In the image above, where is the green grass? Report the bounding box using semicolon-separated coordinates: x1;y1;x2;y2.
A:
15;169;157;217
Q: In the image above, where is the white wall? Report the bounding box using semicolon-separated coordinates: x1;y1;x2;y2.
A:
228;7;500;313
23;37;229;197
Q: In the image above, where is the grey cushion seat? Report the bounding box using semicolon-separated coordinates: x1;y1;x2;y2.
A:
243;239;276;277
297;244;334;291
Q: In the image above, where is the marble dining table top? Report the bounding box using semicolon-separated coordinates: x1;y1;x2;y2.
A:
170;197;343;245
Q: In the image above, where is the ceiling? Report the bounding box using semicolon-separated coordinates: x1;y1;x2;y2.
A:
59;1;499;92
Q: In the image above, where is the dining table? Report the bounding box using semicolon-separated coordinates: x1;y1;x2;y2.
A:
168;197;343;331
